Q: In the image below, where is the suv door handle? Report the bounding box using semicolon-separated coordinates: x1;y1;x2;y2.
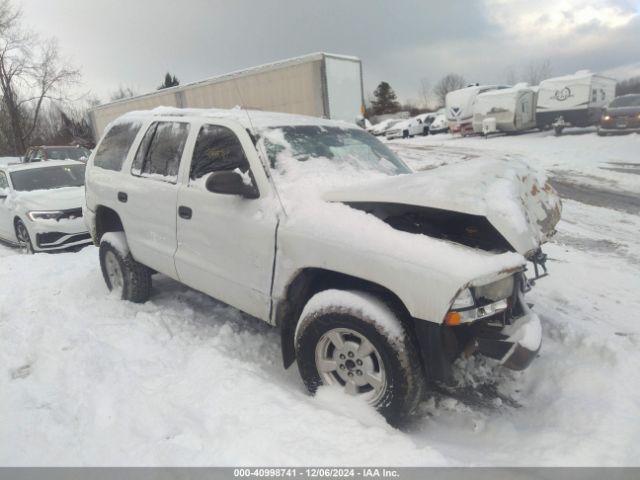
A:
117;191;128;203
178;206;192;220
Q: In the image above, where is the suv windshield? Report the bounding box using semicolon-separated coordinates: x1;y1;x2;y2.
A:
262;126;410;176
10;164;86;191
610;95;640;108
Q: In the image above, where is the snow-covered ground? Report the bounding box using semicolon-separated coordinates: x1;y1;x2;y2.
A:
1;130;639;466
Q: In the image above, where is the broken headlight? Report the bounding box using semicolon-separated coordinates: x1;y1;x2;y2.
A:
445;276;514;326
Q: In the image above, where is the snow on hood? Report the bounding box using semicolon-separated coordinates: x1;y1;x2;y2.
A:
266;135;527;288
323;158;561;257
13;186;85;211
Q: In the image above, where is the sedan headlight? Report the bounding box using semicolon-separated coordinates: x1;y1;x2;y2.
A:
27;210;64;221
602;115;611;121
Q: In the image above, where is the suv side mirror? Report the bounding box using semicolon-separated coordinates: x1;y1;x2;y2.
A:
205;171;259;198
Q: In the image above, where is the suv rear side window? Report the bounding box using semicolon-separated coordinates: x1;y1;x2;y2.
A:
94;121;141;171
132;122;190;183
190;124;250;181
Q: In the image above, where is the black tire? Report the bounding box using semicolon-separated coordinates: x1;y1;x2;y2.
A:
423;127;429;136
14;219;34;254
295;290;425;426
99;240;151;303
402;130;409;139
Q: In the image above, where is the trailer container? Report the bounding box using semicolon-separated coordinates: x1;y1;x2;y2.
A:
472;84;538;135
536;71;616;134
89;52;364;139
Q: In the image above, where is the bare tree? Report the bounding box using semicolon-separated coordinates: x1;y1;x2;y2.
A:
110;85;137;101
433;73;466;106
418;77;431;108
504;66;518;85
523;59;552;86
0;0;79;154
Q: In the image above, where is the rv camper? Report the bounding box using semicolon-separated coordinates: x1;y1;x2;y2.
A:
445;84;509;135
536;71;616;135
89;53;365;139
472;84;537;135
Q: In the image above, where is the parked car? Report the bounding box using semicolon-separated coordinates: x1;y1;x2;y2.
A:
385;114;433;140
369;118;401;136
84;108;561;424
23;145;91;163
0;160;92;253
598;94;640;135
429;113;449;134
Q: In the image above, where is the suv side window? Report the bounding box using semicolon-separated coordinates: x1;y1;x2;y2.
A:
132;122;190;183
189;124;250;181
94;121;142;171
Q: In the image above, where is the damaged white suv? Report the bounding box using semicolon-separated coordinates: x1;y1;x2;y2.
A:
84;108;561;425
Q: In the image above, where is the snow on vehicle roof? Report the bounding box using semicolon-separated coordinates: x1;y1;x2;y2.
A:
0;159;82;172
539;70;616;87
447;84;509;100
478;83;532;97
113;107;355;131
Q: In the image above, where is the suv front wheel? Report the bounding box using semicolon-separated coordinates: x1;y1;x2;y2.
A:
295;290;425;426
99;233;151;303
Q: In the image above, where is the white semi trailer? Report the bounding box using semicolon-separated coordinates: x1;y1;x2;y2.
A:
89;52;365;139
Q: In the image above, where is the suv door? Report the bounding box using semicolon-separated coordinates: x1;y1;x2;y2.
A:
175;122;277;321
123;121;191;279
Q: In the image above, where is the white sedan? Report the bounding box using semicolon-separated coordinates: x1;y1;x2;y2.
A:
0;160;92;253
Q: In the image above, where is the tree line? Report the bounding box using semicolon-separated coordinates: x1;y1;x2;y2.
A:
0;0;180;156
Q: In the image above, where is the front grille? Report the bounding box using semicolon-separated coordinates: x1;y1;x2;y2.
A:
36;232;91;248
60;208;83;220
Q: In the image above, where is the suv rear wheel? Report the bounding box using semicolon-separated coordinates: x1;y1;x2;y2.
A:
99;234;151;303
295;290;425;426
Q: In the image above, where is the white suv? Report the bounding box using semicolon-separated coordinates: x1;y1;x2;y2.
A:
84;107;561;425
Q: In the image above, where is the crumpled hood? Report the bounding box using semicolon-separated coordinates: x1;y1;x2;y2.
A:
14;186;85;211
323;158;561;257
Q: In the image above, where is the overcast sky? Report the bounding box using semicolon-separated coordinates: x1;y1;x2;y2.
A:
21;0;640;104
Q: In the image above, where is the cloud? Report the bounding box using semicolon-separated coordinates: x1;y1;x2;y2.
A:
485;0;638;37
18;0;640;104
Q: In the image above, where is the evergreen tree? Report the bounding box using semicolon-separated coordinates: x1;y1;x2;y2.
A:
371;81;400;115
158;72;180;90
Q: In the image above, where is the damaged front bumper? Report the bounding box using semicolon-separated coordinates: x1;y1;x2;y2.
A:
414;277;543;384
474;296;542;370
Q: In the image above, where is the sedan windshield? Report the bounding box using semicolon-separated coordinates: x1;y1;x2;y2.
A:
609;95;640;108
262;126;411;176
45;147;90;161
10;164;86;191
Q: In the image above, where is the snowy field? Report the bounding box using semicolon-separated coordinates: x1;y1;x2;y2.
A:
1;130;639;466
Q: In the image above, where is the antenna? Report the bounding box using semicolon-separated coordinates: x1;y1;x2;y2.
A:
232;79;288;218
